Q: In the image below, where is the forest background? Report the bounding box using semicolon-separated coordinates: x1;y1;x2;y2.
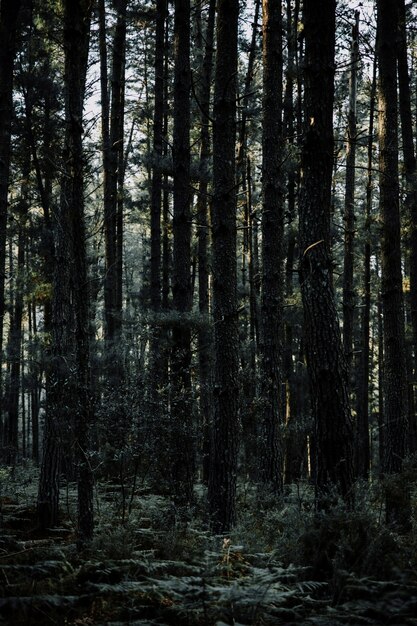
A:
1;0;417;624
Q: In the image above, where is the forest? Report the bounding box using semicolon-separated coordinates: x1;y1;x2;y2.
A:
1;0;417;623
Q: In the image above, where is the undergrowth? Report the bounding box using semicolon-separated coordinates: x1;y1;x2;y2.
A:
1;466;417;624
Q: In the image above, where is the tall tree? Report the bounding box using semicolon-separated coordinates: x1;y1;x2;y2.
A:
237;0;260;482
4;157;29;463
398;0;417;454
208;0;239;532
298;0;354;503
147;0;168;485
100;0;127;381
0;0;22;449
170;0;194;507
37;0;94;543
356;59;377;481
258;0;284;493
377;0;410;528
195;0;215;485
342;11;359;377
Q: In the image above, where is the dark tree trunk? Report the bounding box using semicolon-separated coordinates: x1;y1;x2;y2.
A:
258;0;284;493
147;0;168;487
4;162;29;464
356;57;376;481
208;0;239;533
170;0;194;507
342;12;359;377
0;0;22;442
149;0;166;319
236;0;260;484
64;0;94;545
298;0;354;505
195;0;215;486
101;0;127;382
377;287;385;475
377;0;410;529
283;0;303;485
398;0;417;454
38;0;94;542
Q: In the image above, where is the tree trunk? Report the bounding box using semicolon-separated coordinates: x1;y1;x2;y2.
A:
236;0;260;484
355;56;376;480
283;0;304;485
208;0;239;533
38;0;94;541
101;0;127;382
195;0;215;486
342;11;359;378
398;0;417;454
377;0;410;529
298;0;354;505
258;0;284;493
0;0;22;447
4;162;29;464
147;0;169;488
170;0;194;508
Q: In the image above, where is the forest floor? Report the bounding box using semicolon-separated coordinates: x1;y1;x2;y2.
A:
1;465;417;625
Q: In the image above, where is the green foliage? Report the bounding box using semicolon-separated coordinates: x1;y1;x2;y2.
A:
2;470;417;625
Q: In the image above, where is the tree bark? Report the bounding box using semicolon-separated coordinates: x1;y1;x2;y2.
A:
170;0;194;508
101;0;127;381
208;0;239;533
398;0;417;454
298;0;354;505
4;160;29;464
342;11;359;377
377;0;410;529
258;0;284;493
195;0;215;486
38;0;94;541
355;56;376;481
0;0;22;448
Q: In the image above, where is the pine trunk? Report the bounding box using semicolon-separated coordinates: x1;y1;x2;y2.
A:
196;0;215;485
208;0;239;533
377;0;410;529
355;58;376;480
342;12;359;377
398;0;417;454
298;0;354;504
259;0;284;493
170;0;194;507
0;0;22;447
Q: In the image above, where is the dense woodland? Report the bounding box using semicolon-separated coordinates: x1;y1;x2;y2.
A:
2;0;417;623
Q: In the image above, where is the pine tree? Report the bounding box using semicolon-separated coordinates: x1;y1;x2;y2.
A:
208;0;240;533
298;0;354;504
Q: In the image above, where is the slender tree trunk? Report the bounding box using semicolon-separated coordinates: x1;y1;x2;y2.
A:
147;0;168;487
170;0;194;507
377;0;410;529
342;11;359;378
298;0;354;505
208;0;239;533
236;0;260;483
283;0;303;485
101;0;127;381
38;0;94;541
4;161;29;463
398;0;417;454
0;0;22;445
356;58;376;480
258;0;284;493
195;0;215;485
377;286;385;475
28;299;40;463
